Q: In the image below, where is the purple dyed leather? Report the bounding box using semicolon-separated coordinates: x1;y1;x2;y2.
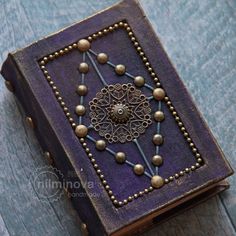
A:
1;0;233;235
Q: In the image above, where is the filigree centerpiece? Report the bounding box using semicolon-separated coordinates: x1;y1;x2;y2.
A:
89;83;152;143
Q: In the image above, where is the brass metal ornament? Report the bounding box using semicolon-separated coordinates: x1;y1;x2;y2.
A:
39;20;203;208
89;83;152;143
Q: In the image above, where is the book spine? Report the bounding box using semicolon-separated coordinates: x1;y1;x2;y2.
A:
1;54;106;236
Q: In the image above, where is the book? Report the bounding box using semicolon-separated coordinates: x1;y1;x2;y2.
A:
1;0;233;235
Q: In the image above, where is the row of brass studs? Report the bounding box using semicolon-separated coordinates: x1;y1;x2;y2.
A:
39;20;203;207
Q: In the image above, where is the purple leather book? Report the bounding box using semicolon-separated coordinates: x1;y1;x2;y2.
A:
1;0;233;235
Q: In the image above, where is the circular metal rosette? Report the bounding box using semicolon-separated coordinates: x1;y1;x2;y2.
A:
89;83;152;143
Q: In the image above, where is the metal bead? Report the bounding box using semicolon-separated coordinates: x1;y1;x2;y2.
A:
175;174;179;179
81;223;88;236
133;164;144;176
26;117;35;129
197;158;203;163
164;179;169;184
151;175;164;189
134;76;145;87
77;85;88;96
185;168;190;173
152;155;163;166
77;39;90;52
154;111;165;122
123;199;128;205
5;80;14;92
128;196;133;202
115;152;126;164
95;140;106;151
149;186;153;191
115;64;126;75
75;105;86;116
191;165;196;171
75;125;88;137
196;163;200;168
97;53;108;64
152;134;163;145
153;88;165;101
169;176;174;181
79;62;89;73
44;151;53;165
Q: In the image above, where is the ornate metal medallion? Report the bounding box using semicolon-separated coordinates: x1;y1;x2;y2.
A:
89;83;152;143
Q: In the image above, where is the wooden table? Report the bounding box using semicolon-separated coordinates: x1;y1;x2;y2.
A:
0;0;235;235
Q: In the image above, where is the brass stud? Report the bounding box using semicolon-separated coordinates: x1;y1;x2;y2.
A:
49;54;55;60
152;155;163;166
149;186;154;191
75;105;86;116
153;88;165;101
151;175;164;188
152;134;163;145
76;85;88;96
95;140;106;151
97;53;108;64
77;39;90;52
139;191;144;196
133;164;144;176
75;125;88;138
26;117;35;129
115;152;126;164
128;196;133;202
79;62;89;73
81;223;89;236
185;168;190;173
134;76;145;87
169;176;174;181
197;158;203;163
191;165;196;171
80;139;85;143
5;80;14;92
44;151;53;165
115;64;126;75
154;111;165;122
